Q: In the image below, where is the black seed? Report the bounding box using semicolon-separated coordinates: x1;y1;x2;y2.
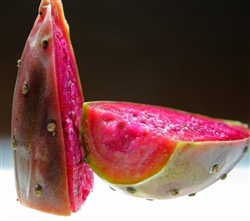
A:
42;39;49;48
146;198;154;201
126;187;136;194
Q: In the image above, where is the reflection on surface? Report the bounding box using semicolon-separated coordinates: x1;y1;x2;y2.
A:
1;137;249;220
1;137;249;169
1;138;14;168
1;169;249;220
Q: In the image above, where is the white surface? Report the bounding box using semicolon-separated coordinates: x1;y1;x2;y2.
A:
0;167;249;221
0;137;249;220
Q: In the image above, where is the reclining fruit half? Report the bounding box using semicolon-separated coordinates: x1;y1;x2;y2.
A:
81;101;249;199
11;0;93;216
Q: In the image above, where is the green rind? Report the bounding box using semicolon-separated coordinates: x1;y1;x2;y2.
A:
81;103;110;181
81;103;89;164
111;138;249;199
81;101;250;199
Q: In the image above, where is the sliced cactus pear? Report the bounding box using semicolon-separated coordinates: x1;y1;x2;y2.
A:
81;101;249;199
11;0;93;216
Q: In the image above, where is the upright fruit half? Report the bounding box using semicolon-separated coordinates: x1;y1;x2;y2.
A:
11;0;93;216
81;101;249;199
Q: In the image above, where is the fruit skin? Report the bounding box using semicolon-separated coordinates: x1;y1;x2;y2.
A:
114;140;248;199
81;101;249;199
11;0;93;216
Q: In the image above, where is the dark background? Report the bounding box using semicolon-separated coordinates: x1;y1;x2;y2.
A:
1;0;249;138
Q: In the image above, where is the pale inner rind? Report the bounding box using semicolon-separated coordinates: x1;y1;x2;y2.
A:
109;138;249;199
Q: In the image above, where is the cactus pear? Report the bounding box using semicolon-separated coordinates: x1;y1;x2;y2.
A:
11;0;93;216
81;101;249;199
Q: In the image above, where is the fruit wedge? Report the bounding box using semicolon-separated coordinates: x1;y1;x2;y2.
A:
11;0;93;216
81;101;249;199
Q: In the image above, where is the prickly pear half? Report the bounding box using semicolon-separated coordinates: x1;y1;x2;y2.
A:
11;0;93;216
81;101;249;199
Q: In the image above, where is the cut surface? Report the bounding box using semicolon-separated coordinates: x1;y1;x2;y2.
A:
82;101;249;185
11;0;93;215
85;102;248;142
52;1;93;212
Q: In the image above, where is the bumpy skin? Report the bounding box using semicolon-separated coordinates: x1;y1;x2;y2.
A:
114;140;249;199
81;101;249;199
11;0;93;216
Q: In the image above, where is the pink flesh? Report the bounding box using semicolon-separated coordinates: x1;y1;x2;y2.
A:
53;15;93;212
88;102;249;142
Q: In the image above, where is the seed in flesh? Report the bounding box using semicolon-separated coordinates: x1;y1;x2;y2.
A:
34;184;42;197
42;38;49;48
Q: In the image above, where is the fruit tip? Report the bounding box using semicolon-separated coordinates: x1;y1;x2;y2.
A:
39;0;62;5
39;0;50;10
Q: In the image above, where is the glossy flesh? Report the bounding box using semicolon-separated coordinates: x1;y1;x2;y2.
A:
52;2;93;213
11;0;93;215
81;101;249;198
